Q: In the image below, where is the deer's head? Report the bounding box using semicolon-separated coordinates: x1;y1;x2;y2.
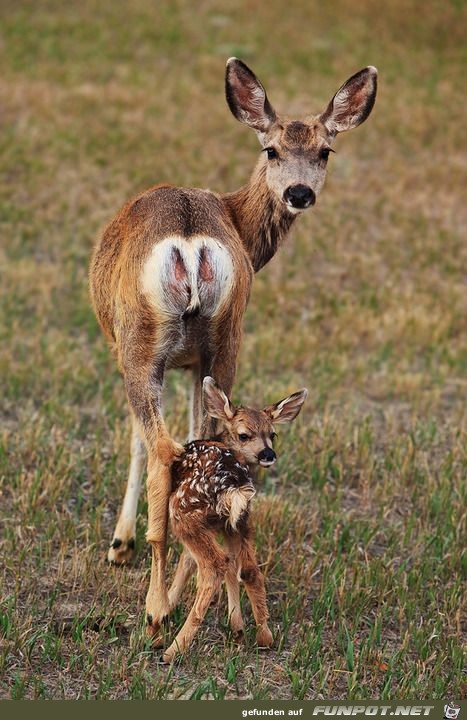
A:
203;376;307;467
226;58;377;212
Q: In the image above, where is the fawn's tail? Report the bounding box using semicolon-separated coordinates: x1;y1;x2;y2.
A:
218;485;256;531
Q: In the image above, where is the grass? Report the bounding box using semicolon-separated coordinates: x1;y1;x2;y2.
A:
0;0;465;701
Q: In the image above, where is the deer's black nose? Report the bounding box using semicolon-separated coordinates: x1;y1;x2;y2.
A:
258;447;276;467
284;184;316;209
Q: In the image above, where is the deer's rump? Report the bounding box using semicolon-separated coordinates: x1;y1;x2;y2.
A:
90;184;252;355
141;235;235;320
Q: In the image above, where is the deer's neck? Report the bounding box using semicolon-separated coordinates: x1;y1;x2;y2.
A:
222;161;297;272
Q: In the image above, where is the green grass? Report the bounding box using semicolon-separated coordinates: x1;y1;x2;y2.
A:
0;0;465;701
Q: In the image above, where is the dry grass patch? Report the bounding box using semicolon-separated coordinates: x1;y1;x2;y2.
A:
1;0;465;700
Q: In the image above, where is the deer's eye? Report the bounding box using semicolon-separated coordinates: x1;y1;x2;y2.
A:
265;147;278;160
270;432;277;442
319;147;331;161
238;433;250;442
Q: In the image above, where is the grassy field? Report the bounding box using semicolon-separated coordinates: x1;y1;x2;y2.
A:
0;0;466;701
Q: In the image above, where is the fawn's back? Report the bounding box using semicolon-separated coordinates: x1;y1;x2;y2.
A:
170;440;255;536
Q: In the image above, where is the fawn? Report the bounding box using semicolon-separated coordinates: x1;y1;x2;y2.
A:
160;377;308;663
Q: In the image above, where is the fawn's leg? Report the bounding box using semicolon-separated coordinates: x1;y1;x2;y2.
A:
162;531;229;663
238;532;273;648
224;534;244;637
168;549;196;610
108;415;146;564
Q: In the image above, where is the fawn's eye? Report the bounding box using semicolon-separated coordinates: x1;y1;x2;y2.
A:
319;147;332;161
265;147;278;160
238;433;250;442
270;432;277;442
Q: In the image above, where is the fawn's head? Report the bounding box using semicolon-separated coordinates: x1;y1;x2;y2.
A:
226;58;377;212
203;377;307;467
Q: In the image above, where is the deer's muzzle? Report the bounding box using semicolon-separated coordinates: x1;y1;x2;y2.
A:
258;447;276;467
283;184;316;209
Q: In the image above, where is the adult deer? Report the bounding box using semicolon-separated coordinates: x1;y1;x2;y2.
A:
89;59;377;640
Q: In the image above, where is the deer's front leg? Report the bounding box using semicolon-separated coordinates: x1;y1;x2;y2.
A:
188;366;203;441
122;353;183;644
199;316;243;438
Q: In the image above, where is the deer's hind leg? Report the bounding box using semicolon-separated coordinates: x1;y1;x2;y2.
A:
224;534;244;637
168;549;196;610
237;529;273;648
119;323;184;644
108;414;146;564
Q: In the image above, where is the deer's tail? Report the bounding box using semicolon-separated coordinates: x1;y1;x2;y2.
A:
217;485;256;531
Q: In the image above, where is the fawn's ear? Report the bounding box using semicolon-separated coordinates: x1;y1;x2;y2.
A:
319;66;377;136
264;388;308;424
203;377;235;421
225;57;277;138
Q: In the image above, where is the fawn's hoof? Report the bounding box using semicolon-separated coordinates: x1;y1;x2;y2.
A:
107;536;135;565
256;626;274;648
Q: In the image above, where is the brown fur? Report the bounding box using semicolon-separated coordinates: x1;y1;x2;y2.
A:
89;59;375;637
223;162;297;272
88;130;303;636
158;378;307;662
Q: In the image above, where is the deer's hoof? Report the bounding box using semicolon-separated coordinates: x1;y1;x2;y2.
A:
107;536;136;565
230;625;244;642
146;613;169;648
161;647;177;664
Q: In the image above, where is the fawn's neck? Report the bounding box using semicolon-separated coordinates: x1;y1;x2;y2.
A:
222;159;297;272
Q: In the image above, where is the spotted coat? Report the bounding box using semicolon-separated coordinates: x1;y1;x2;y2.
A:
170;440;255;535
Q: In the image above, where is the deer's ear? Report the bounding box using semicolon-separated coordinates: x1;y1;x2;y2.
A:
264;389;308;424
319;66;377;136
225;58;277;137
203;377;235;421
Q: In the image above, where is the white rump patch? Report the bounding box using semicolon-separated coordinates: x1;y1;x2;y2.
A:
141;235;234;319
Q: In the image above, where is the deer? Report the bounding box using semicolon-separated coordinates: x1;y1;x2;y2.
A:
89;58;377;643
161;377;307;663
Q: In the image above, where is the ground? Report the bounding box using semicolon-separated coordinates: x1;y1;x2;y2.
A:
0;0;465;701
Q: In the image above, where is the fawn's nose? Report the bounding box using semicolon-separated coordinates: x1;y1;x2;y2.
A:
283;184;316;209
258;447;276;467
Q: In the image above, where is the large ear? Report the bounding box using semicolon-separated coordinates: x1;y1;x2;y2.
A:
202;376;235;421
264;388;308;424
225;57;277;137
319;66;377;136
